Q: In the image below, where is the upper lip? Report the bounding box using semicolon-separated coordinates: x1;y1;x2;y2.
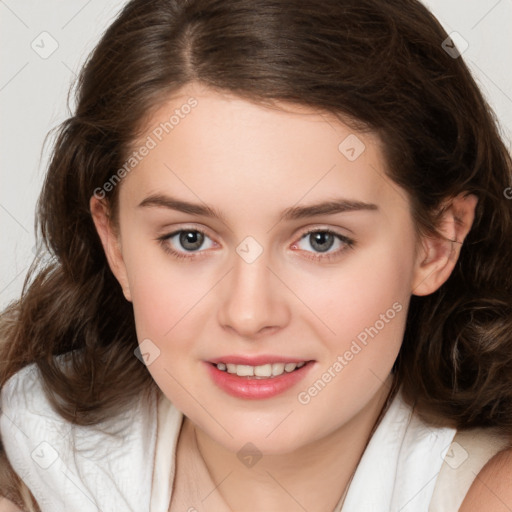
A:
208;355;312;366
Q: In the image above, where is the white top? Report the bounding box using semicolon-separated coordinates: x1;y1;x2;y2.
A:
0;362;507;512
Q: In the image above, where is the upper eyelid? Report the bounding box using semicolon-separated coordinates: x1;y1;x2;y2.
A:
159;224;352;240
300;227;352;239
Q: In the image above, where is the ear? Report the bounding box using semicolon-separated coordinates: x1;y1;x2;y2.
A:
412;192;478;296
89;195;132;302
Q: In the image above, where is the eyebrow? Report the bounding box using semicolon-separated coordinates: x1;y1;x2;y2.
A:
138;194;378;222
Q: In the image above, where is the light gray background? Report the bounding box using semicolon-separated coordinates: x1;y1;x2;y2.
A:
1;0;512;309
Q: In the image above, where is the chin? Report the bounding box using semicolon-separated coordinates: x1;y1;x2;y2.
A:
202;417;315;456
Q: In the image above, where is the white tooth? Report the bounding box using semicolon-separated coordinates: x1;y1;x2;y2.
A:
236;365;254;377
284;363;298;372
223;362;302;377
271;363;285;376
254;364;272;377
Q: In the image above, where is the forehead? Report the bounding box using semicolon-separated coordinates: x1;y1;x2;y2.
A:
121;83;410;223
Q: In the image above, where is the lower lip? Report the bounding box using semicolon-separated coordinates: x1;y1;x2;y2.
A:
205;361;314;399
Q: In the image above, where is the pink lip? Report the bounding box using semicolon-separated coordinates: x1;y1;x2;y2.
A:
204;360;315;400
208;355;309;365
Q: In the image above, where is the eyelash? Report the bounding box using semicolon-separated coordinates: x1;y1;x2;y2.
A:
156;227;355;263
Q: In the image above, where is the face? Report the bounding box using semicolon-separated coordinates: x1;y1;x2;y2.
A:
92;82;451;455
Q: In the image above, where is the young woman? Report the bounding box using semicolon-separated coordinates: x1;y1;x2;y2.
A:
1;0;512;510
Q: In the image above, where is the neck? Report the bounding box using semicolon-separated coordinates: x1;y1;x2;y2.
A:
191;375;396;512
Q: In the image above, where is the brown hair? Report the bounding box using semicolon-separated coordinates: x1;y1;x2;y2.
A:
2;0;512;508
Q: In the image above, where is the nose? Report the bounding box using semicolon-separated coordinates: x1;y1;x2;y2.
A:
217;245;291;340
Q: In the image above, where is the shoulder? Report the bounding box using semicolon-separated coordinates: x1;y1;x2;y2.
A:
0;362;43;428
0;358;160;511
1;361;39;397
1;354;72;412
1;356;158;445
459;446;512;512
0;360;68;440
429;426;512;512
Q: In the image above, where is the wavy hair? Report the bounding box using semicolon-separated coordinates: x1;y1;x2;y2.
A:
1;0;512;508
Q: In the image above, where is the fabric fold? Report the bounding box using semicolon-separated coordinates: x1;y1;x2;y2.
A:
0;363;158;512
341;391;457;512
1;363;457;512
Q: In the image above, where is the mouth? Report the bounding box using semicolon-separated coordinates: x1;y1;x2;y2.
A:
211;361;308;379
205;358;315;399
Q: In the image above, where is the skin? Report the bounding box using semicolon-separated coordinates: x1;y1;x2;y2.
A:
0;499;22;512
460;448;512;512
91;81;479;511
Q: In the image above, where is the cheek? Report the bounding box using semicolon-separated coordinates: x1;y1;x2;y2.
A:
290;245;412;426
122;229;210;340
126;260;209;412
124;244;220;405
130;272;199;339
292;240;414;344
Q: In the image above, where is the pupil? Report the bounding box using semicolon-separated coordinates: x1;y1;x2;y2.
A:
180;231;204;251
310;232;334;253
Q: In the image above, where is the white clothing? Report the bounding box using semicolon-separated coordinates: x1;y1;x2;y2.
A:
0;363;508;511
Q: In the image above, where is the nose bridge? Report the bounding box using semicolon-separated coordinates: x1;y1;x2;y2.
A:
217;237;289;337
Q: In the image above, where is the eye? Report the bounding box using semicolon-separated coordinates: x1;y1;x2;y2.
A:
157;228;216;259
291;229;355;262
157;227;355;262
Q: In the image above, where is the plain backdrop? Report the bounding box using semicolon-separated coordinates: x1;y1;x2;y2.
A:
1;0;512;309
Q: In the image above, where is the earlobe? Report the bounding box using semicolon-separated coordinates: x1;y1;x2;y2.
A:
89;196;132;302
412;193;478;296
